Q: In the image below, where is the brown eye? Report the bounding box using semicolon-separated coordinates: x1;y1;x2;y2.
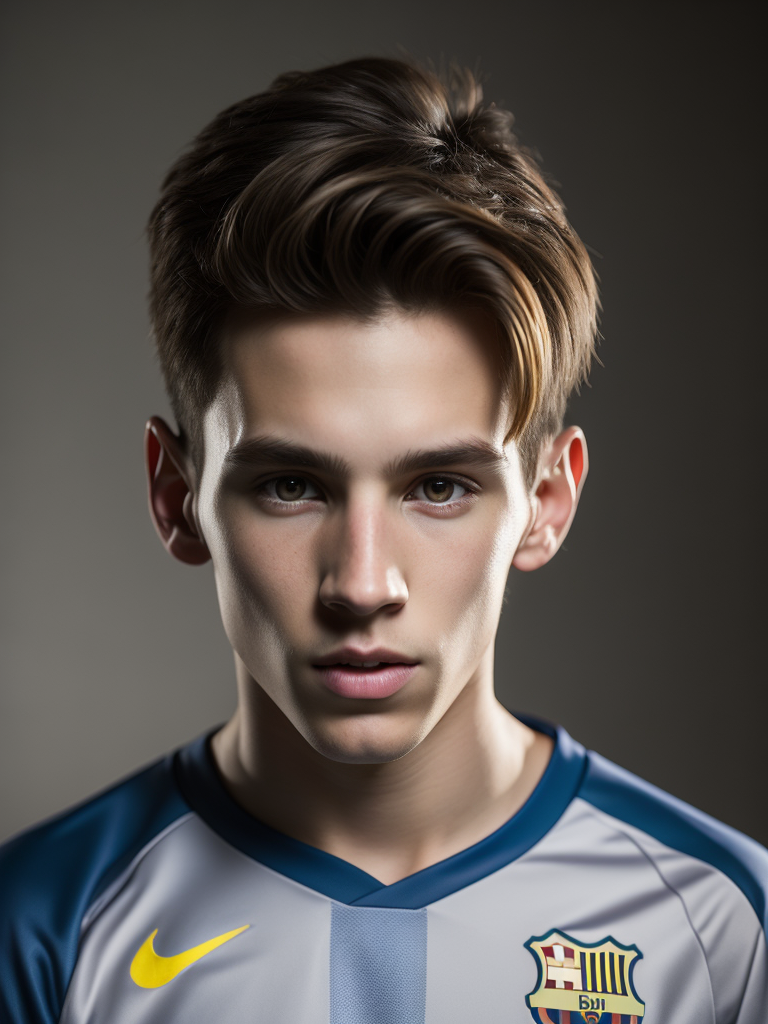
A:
422;478;455;503
274;477;308;501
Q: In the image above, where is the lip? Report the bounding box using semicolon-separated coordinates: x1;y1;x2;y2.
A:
312;646;418;668
313;663;418;699
311;647;419;700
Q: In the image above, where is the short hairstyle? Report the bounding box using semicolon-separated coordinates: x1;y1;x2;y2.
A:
147;57;599;484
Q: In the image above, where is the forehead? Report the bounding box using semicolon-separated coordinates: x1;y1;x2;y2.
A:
204;308;511;469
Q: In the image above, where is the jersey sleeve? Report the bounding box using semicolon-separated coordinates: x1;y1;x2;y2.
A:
0;755;188;1023
579;750;768;1023
734;926;768;1023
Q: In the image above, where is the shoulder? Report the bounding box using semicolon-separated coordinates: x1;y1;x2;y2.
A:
572;748;768;1020
575;748;768;932
0;751;190;1024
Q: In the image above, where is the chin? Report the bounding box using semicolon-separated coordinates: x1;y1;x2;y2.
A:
302;715;424;765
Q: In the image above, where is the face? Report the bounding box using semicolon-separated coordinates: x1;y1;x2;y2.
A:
191;308;536;764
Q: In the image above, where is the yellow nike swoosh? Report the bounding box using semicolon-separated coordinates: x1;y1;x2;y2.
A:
130;924;250;988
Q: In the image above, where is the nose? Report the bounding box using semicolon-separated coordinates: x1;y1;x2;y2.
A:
318;498;409;616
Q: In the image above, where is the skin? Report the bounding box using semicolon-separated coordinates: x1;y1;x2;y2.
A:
146;307;587;884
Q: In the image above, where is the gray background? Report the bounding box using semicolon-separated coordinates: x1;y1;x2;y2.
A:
1;1;765;846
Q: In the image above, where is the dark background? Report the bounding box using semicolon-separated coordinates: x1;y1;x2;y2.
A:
1;1;765;846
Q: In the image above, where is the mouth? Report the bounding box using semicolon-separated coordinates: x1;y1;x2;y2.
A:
311;648;419;699
313;646;418;668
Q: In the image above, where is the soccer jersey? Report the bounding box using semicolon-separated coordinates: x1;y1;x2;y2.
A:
1;716;766;1023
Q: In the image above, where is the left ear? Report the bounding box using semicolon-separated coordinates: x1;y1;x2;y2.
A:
512;426;588;572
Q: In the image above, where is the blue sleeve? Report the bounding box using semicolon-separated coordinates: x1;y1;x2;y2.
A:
0;755;189;1023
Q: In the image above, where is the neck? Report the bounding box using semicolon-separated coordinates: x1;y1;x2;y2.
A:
211;652;553;885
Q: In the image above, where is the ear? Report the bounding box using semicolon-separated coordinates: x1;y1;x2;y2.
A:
511;426;588;573
145;416;211;565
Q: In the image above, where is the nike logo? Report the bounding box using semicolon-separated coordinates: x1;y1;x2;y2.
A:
130;924;250;988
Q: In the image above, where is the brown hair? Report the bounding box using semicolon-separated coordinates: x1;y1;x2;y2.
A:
147;57;598;484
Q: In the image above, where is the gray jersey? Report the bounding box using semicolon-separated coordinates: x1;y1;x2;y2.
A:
2;716;766;1023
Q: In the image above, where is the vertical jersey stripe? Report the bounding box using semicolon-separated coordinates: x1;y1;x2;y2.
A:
330;904;427;1024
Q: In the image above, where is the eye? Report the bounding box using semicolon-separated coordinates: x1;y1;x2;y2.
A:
261;475;322;504
409;476;474;505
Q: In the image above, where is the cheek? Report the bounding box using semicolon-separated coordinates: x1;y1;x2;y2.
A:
206;506;316;658
413;515;515;646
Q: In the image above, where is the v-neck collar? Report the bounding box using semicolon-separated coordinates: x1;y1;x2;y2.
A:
173;713;587;909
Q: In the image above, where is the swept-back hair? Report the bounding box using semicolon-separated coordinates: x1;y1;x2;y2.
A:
147;57;599;482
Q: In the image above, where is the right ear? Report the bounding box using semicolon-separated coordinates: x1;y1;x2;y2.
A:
145;416;210;565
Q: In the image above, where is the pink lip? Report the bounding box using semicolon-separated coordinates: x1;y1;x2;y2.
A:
314;663;418;699
313;646;418;668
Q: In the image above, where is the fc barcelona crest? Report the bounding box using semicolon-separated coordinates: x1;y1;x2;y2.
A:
524;929;645;1023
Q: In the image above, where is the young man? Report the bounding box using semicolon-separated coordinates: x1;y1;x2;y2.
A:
1;58;766;1024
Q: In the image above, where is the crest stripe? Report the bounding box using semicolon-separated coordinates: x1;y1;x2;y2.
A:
525;929;644;1021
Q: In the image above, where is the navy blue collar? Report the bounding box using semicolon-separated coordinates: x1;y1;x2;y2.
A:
174;713;587;909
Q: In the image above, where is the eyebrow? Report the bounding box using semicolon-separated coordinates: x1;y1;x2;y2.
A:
223;434;508;478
